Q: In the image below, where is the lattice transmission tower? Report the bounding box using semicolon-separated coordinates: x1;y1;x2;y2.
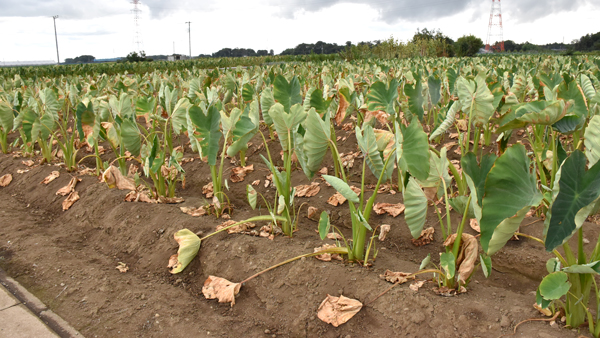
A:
131;0;144;53
485;0;504;52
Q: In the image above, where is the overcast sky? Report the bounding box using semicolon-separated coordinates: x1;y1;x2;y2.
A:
0;0;598;62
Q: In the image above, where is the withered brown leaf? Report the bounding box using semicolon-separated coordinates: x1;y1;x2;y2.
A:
380;270;415;284
378;224;391;241
373;203;405;217
102;166;136;191
41;171;60;184
0;174;12;187
317;295;362;327
411;227;435;247
62;191;80;211
442;233;478;284
202;276;241;307
56;177;81;196
180;206;208;217
295;182;320;198
230;165;254;183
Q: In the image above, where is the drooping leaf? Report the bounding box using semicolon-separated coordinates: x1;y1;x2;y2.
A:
0;101;14;132
562;261;600;274
584;115;600;167
419;254;431;270
398;120;430;182
260;87;275;125
75;100;95;141
242;83;255;103
429;100;459;140
461;152;497;207
545;151;600;251
403;177;428;239
480;254;492;278
121;118;141;156
301;109;331;179
246;185;257;209
404;75;425;121
356;125;392;181
480;144;543;255
269;103;307;151
168;229;201;274
322;175;359;204
440;252;456;279
428;75;442;106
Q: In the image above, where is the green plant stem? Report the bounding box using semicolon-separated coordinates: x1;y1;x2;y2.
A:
452;195;472;259
239;149;246;167
434;204;447;241
514;232;568;266
465;100;475;153
0;131;8;154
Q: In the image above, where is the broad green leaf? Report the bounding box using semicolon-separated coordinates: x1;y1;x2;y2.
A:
121;118;141;156
562;261;600;274
579;74;596;102
558;79;588;118
268;103;307;152
109;93;134;119
440;252;456;279
136;96;156;116
367;79;399;116
584;115;600;167
456;75;495;128
536;288;552;309
403;177;428;239
301;109;330;179
398;120;430;181
545;151;600;251
0;101;14;132
480;144;543;255
404;76;424;121
516;100;567;126
307;88;331;115
277;195;285;214
38;111;55;140
322;175;359;203
480;254;492;278
39;88;60;121
539;272;570;300
318;211;331;240
188;104;222;166
486;206;530;255
227;107;257;157
169;229;201;274
273;75;302;113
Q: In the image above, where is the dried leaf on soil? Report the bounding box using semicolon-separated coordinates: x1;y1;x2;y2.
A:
124;190;156;203
318;167;328;175
379;224;391;241
22;160;35;167
326;233;343;240
216;220;256;234
307;206;320;221
317;295;362;327
56;177;81;196
128;164;139;177
409;280;426;292
411;227;435;247
41;171;60;184
102;166;136;191
0;174;12;187
442;233;478;284
470;219;480;232
16;169;29;174
168;229;201;274
434;286;467;296
157;196;185;204
116;262;129;273
380;270;415;284
341;122;354;131
373;203;405;217
202;276;241;307
327;186;360;206
295;182;320;197
62;191;80;211
251;180;260;186
180;206;208;217
314;244;343;262
202;182;214;198
230;165;254;183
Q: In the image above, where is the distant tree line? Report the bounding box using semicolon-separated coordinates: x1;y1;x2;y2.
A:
209;48;274;58
64;55;95;64
572;32;600;51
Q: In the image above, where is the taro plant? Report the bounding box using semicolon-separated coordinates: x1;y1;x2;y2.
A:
140;134;185;198
0;100;14;154
317;122;396;263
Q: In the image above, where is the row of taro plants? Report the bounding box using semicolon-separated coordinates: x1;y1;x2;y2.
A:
2;55;600;334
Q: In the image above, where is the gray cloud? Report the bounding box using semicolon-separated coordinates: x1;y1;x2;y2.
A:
271;0;597;24
141;0;217;19
0;0;129;18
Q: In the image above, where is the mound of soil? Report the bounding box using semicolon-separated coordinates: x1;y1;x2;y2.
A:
0;132;589;337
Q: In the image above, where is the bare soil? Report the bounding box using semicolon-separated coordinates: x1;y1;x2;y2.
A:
0;129;593;338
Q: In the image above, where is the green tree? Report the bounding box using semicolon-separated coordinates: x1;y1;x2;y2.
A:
454;35;484;57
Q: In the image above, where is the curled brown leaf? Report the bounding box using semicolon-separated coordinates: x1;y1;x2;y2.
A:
378;224;391;241
62;191;80;211
0;174;12;187
442;233;478;284
411;227;435;247
380;270;415;284
202;276;241;307
102;166;136;191
180;206;208;217
41;171;60;184
202;182;214;198
230;165;254;183
295;182;320;198
373;203;405;217
317;295;362;327
217;220;256;234
314;244;343;262
56;177;81;196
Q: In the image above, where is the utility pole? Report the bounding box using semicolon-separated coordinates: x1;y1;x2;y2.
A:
52;15;60;64
186;22;191;58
